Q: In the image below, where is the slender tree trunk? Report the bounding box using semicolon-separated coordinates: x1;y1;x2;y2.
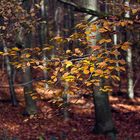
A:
19;0;38;115
2;40;18;106
23;66;37;115
125;0;134;99
112;0;121;93
22;33;38;115
40;0;48;87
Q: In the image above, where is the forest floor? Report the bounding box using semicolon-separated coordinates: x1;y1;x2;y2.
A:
0;85;140;140
0;72;140;140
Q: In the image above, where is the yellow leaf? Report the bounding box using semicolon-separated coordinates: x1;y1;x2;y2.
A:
60;68;64;72
54;61;60;66
85;30;91;35
120;21;126;27
83;65;89;70
25;53;31;58
53;78;57;82
91;24;97;31
99;39;111;44
74;48;81;54
91;46;101;51
65;61;73;68
27;62;30;67
112;50;120;56
121;42;130;50
99;28;108;33
132;9;138;14
105;39;112;43
97;62;107;68
119;66;126;71
85;82;92;86
119;59;126;65
79;78;83;81
66;50;71;54
95;69;104;75
83;69;89;74
111;75;120;81
94;82;100;86
71;67;78;74
105;75;109;79
0;51;3;55
51;76;55;79
99;39;105;44
53;36;63;43
12;47;20;51
108;66;114;70
90;67;94;73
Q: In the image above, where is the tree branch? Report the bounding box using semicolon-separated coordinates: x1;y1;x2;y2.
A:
57;0;132;20
58;0;111;18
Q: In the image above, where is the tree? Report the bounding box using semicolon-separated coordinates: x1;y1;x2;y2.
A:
20;0;38;115
82;0;116;139
0;0;38;114
50;0;139;139
124;0;134;99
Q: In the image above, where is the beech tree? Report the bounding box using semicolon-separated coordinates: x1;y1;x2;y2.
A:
0;0;38;114
46;0;139;139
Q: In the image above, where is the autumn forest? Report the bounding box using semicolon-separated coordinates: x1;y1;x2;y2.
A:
0;0;140;140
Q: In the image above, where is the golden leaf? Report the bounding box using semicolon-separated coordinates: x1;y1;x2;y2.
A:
12;47;20;51
111;75;120;81
99;28;108;33
108;66;114;70
83;69;90;74
119;59;126;65
112;50;120;56
121;42;130;50
91;45;101;51
66;50;71;54
132;9;138;14
97;62;107;68
105;39;112;43
95;69;104;75
65;61;73;68
90;67;94;73
25;53;31;58
85;82;92;86
83;65;89;70
91;24;97;31
0;51;3;55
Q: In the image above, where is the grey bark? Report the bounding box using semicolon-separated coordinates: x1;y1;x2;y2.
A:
124;0;134;99
37;0;50;89
21;0;37;115
2;40;18;106
22;33;38;115
82;0;117;138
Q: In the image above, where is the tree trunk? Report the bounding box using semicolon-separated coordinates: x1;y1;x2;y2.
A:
20;0;38;115
39;0;48;86
22;32;37;115
81;0;117;138
124;0;134;99
23;66;37;115
93;86;116;139
2;40;18;106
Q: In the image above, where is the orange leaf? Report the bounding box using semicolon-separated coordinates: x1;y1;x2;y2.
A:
91;46;101;51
